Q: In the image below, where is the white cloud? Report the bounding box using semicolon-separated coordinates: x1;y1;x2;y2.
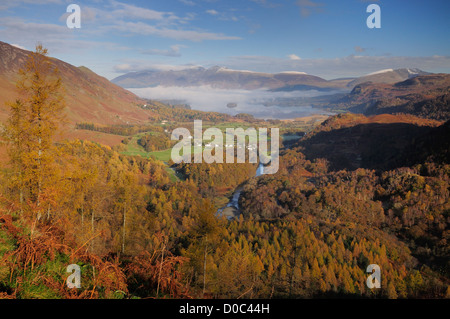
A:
0;17;71;48
1;1;240;46
288;54;301;61
179;0;196;6
0;17;132;56
141;44;186;57
110;1;175;21
250;0;280;8
0;0;63;10
113;62;201;73
206;9;219;15
296;0;324;17
75;2;240;42
59;6;97;24
114;64;135;72
110;21;241;41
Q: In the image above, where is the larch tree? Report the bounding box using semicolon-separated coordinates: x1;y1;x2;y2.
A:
3;44;65;221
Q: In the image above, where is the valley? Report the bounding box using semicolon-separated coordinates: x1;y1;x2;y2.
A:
0;41;448;301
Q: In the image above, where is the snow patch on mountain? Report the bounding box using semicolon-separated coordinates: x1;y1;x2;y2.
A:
279;71;308;75
366;69;394;76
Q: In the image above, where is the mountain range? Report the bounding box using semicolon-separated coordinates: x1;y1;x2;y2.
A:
112;66;338;90
111;65;430;91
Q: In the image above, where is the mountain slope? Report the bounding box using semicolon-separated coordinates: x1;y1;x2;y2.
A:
347;68;429;87
295;113;446;171
329;74;450;121
0;41;148;126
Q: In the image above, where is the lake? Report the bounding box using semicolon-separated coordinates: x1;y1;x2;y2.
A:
130;85;340;120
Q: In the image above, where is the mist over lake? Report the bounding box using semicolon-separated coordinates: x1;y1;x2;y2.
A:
129;85;339;119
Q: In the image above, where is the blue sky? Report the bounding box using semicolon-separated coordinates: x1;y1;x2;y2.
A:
0;0;449;79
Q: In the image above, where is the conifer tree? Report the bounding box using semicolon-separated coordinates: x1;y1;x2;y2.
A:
3;44;65;220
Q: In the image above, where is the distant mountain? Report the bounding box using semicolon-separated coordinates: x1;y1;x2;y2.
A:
112;66;435;93
112;66;346;91
329;74;450;121
0;41;147;125
347;68;430;87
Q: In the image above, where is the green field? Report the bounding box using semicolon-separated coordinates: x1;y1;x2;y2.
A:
149;148;173;162
120;134;153;158
121;123;305;168
120;134;181;181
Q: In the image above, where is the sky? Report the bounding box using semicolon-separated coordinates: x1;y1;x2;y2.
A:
0;0;449;80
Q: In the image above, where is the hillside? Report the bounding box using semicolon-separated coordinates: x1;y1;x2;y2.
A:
295;113;447;171
328;74;450;121
0;41;149;126
347;68;429;87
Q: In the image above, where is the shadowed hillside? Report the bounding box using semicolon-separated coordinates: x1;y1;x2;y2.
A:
295;114;448;171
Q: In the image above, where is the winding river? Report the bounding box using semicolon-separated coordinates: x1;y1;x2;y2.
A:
215;134;304;219
216;162;265;220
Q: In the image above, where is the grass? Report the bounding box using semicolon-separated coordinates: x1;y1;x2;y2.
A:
0;228;16;290
165;166;181;182
122;132;196;161
120;133;193;182
208;122;253;131
149;148;173;162
0;225;69;299
120;134;153;158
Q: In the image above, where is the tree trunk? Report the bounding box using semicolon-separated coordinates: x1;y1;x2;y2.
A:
19;188;23;214
156;241;166;298
37;135;42;215
91;210;95;252
122;202;126;254
203;235;208;298
81;203;84;228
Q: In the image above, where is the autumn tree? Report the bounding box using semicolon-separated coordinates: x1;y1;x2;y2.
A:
2;44;65;221
182;200;222;297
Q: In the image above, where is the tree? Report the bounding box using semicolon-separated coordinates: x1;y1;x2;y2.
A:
3;44;65;221
386;282;398;299
183;199;221;297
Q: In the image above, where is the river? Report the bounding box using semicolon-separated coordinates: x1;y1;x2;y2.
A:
216;162;265;220
215;133;304;219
